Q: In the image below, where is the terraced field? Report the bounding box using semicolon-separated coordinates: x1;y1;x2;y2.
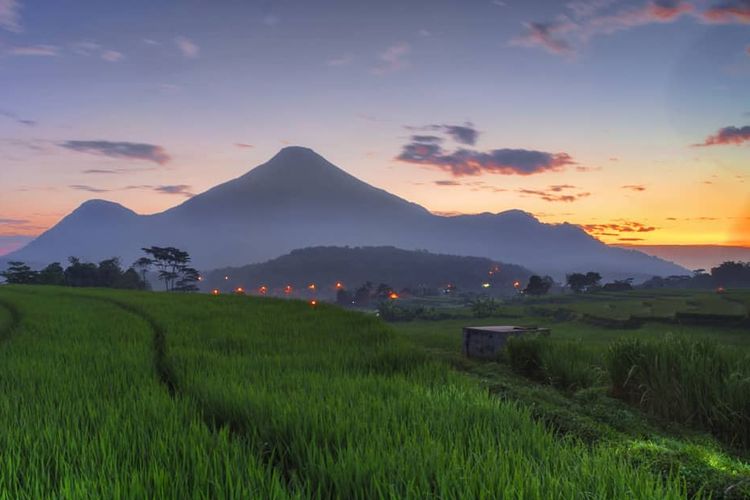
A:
0;285;689;498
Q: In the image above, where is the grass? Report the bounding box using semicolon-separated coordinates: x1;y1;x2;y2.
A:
393;289;750;497
0;285;690;498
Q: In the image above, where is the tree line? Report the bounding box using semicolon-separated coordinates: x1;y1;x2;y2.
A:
0;246;201;292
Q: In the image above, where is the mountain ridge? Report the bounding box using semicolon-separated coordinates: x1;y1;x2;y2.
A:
5;146;686;280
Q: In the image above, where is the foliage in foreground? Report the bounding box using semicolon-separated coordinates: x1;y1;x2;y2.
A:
0;286;688;498
608;336;750;450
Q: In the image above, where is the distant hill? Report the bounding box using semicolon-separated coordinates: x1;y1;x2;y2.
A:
203;246;533;298
617;245;750;271
7;146;686;280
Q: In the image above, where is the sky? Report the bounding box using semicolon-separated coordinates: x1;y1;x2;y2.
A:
1;0;749;255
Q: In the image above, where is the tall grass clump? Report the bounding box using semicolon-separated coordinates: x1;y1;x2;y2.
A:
507;336;604;391
607;336;750;450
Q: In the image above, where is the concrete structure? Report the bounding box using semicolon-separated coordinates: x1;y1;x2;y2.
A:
462;325;550;359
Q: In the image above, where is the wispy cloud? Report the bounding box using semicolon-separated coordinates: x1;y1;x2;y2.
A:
517;185;591;202
702;0;750;23
511;1;705;57
69;184;193;197
582;220;658;239
372;42;410;75
61;140;172;165
622;184;647;191
234;143;254;149
6;44;58;56
397;134;576;177
0;0;21;32
327;54;354;67
152;185;194;197
175;36;199;58
0;109;35;126
69;41;124;61
694;125;750;146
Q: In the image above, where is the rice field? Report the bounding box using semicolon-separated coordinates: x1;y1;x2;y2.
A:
0;285;690;498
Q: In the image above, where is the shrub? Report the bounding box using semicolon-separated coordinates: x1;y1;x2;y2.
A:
607;336;750;450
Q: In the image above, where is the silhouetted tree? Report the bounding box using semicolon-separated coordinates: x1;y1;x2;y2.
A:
97;258;124;288
141;246;199;292
117;268;146;290
523;275;553;296
1;261;37;284
133;257;152;284
566;272;601;293
37;262;65;286
354;281;373;306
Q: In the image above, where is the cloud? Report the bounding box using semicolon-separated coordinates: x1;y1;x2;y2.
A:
0;217;29;225
694;125;750;146
407;123;480;146
69;184;193;197
234;143;254;149
582;221;657;237
82;169;119;174
702;0;750;23
510;21;575;56
517;185;591;202
511;1;695;56
622;184;647;191
61;140;171;165
434;180;461;186
397;135;576;176
372;42;410;75
0;109;35;126
69;184;109;193
175;36;199;58
618;237;646;241
0;0;21;32
153;185;194;197
327;54;353;66
6;44;58;56
101;50;124;62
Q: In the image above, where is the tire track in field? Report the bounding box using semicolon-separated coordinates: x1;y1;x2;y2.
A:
93;296;301;492
79;296;178;396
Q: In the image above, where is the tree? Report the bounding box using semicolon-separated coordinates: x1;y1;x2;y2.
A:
97;258;124;288
133;257;152;284
140;246;199;292
566;272;601;293
354;282;373;306
523;275;553;296
64;257;99;287
37;262;65;286
585;272;602;290
1;261;37;284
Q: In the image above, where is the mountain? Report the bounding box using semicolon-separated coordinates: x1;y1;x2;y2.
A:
204;246;534;298
6;146;686;280
616;244;750;271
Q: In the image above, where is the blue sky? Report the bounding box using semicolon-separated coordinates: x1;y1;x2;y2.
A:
1;0;749;254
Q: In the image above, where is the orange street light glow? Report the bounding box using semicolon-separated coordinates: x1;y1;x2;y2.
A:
259;285;268;295
234;287;245;294
284;285;293;294
310;299;317;306
211;289;220;296
308;283;316;290
513;280;521;289
335;282;344;289
389;292;399;300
